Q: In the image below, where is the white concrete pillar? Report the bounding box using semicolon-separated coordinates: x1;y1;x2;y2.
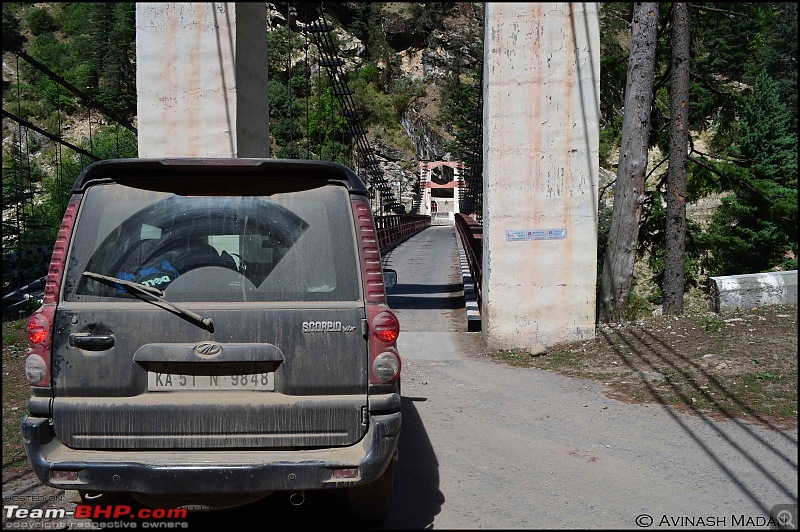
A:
136;2;269;158
482;3;600;351
420;160;432;215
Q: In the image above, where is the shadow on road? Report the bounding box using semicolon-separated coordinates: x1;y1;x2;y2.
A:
387;396;443;529
387;282;465;311
600;326;798;516
388;283;464;295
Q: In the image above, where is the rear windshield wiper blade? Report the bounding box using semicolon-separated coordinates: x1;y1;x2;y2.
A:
82;271;214;332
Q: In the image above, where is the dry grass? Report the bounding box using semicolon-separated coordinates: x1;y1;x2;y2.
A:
2;320;30;469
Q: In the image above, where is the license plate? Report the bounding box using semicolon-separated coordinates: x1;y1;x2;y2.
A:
148;372;275;391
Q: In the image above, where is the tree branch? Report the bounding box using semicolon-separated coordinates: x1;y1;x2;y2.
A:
687;155;793;223
645;155;669;185
687;4;752;18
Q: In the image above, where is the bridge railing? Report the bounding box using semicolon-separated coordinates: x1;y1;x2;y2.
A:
376;214;431;255
2;245;52;320
454;213;483;310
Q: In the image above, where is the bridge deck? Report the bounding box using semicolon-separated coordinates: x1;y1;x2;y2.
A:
383;225;480;361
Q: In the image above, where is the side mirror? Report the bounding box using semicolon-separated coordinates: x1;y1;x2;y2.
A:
383;268;397;289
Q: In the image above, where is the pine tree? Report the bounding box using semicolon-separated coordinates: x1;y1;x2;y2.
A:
703;71;798;274
662;2;691;315
599;2;660;322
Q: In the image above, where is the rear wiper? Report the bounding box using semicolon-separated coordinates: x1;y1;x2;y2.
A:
82;271;214;332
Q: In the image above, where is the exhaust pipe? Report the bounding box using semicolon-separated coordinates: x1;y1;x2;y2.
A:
289;491;305;506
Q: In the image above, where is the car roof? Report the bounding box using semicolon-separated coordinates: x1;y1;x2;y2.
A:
70;158;369;196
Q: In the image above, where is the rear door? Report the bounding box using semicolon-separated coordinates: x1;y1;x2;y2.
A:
52;176;369;450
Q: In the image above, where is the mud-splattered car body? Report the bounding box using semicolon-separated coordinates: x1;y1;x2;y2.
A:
21;158;401;520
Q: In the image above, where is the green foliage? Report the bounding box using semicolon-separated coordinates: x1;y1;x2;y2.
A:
267;26;305;80
306;89;352;166
598;2;798;313
268;78;303;145
440;43;482;161
39;126;138;245
388;76;426;118
5;2;137;125
599;3;631;126
25;6;57;36
635;186;704;295
267;21;359;166
756;3;797;133
596;201;613;276
2;139;47;251
700;315;722;332
694;4;772;82
623;289;653;321
351;75;415;152
699;72;798;275
599;114;622;168
407;3;453;35
2;4;25;50
688;3;794;150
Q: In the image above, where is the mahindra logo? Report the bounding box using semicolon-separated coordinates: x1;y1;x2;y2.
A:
194;341;222;357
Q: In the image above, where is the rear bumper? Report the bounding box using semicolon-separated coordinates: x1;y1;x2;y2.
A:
22;406;400;495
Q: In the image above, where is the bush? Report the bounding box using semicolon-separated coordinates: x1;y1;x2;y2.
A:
26;7;57;36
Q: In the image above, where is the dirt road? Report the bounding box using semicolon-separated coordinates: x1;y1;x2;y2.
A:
3;225;797;530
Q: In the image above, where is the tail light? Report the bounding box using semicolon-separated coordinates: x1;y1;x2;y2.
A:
25;197;80;388
26;306;54;386
352;198;402;384
372;310;399;343
367;304;401;383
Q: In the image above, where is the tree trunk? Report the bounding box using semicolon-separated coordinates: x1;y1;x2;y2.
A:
598;2;660;322
663;3;691;315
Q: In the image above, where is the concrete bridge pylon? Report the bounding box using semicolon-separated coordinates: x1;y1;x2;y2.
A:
136;3;270;158
482;3;600;352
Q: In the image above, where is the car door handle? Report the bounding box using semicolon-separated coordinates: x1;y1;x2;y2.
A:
70;334;115;351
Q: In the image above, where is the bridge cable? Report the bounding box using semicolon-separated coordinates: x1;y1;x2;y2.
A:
3;34;133;295
11;51;136;135
287;3;294;153
462;59;484;219
304;3;311;159
317;43;323;160
307;7;401;215
11;53;23;245
56;80;64;213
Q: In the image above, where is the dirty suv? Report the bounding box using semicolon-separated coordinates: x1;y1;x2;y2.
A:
22;158;402;520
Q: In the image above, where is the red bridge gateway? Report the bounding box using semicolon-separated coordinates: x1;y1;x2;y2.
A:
418;160;464;225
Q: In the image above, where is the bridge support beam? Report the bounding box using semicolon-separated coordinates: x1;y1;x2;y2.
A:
135;3;269;158
482;3;600;351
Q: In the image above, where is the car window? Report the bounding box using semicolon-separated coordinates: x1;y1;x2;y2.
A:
65;183;360;302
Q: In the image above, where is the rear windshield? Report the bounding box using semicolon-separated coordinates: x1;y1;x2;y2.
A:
63;181;360;302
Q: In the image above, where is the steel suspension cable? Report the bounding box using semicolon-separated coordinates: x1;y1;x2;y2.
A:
307;9;399;213
305;4;310;159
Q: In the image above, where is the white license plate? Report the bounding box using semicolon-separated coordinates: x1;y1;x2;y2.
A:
148;372;275;391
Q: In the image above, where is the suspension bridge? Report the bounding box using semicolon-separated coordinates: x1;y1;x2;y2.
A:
3;3;600;354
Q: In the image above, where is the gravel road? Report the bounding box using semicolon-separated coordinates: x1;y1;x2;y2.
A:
383;225;797;529
3;225;797;530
